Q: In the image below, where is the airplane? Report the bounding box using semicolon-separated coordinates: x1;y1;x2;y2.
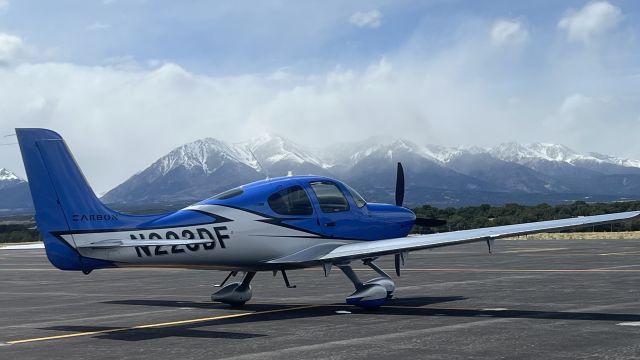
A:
14;128;640;309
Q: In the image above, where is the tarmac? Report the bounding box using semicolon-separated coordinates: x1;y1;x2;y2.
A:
1;238;639;359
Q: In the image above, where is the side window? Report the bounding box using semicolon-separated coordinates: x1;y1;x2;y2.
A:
268;186;313;216
310;181;350;213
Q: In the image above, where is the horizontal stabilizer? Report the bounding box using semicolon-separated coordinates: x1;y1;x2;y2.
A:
77;239;214;249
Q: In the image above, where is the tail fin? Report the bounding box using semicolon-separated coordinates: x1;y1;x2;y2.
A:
16;128;147;271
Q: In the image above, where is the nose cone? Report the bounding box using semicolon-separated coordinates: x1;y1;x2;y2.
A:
396;206;417;228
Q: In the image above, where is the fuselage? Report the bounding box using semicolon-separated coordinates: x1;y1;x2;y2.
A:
72;175;416;271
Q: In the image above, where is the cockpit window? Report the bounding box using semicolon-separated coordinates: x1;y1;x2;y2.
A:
345;184;366;208
210;187;243;200
310;181;350;213
268;185;313;216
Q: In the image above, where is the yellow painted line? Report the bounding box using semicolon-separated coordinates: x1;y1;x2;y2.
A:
6;305;319;345
502;248;568;254
6;330;115;345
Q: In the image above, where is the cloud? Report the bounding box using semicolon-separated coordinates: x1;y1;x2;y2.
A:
0;58;505;192
349;10;382;28
543;92;640;157
0;33;25;64
559;93;593;115
87;22;111;31
1;5;639;193
558;1;622;44
490;19;528;46
0;0;8;12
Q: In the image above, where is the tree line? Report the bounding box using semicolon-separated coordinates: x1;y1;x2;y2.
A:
2;200;640;243
414;201;640;233
0;224;41;243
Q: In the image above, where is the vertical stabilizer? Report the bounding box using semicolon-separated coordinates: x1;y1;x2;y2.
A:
16;128;148;271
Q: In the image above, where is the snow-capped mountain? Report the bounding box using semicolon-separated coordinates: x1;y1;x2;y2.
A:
489;142;576;163
240;134;330;176
0;168;19;180
488;142;640;171
588;153;640;168
424;144;486;163
0;168;23;190
4;135;640;212
329;139;496;204
243;133;325;168
97;135;640;207
0;168;32;211
102;134;330;204
323;137;448;168
155;138;259;177
102;138;263;204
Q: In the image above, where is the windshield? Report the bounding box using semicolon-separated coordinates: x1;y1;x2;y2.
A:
344;184;366;208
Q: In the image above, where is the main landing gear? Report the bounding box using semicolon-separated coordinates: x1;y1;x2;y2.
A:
211;260;396;310
211;269;297;306
337;259;396;309
211;271;256;306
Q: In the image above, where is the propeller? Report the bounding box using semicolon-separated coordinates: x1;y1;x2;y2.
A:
395;162;404;207
414;218;447;227
395;161;447;228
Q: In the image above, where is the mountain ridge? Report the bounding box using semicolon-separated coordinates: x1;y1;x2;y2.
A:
0;168;32;211
4;138;640;212
100;136;640;207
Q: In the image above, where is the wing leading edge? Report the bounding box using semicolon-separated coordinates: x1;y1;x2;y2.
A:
269;211;640;265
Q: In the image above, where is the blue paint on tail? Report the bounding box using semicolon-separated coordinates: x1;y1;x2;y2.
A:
15;128;160;272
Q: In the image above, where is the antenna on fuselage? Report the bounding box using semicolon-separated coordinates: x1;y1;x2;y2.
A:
249;149;269;179
0;133;17;146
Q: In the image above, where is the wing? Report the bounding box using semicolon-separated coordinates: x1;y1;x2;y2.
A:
269;211;640;265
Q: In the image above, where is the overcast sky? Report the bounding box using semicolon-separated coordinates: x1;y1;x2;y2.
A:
1;0;639;194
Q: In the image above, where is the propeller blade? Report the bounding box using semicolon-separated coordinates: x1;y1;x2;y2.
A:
395;162;405;207
414;217;447;227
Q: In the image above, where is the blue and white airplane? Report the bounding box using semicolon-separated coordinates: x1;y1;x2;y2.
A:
15;128;640;308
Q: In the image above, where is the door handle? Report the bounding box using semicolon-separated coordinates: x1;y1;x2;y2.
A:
325;221;336;227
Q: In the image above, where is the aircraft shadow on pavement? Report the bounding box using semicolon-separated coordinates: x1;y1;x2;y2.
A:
104;295;640;324
103;295;467;310
41;325;265;341
38;296;640;342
